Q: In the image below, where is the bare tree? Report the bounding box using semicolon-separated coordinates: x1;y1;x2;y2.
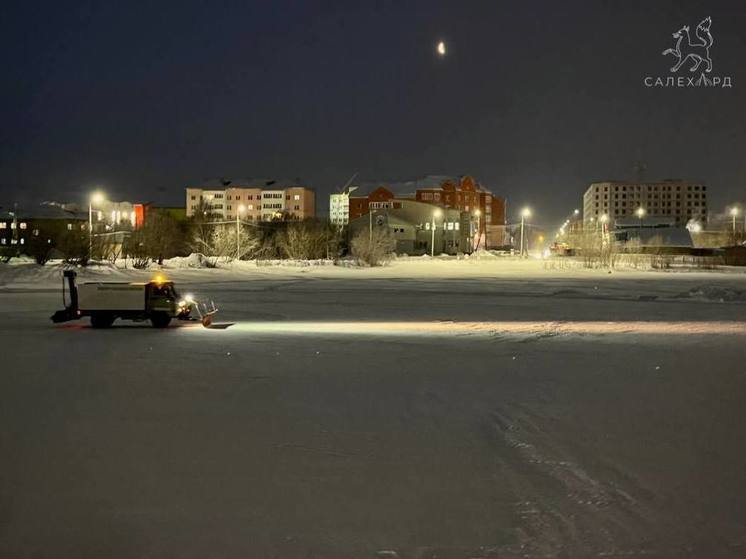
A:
143;210;184;265
276;221;334;260
351;227;395;266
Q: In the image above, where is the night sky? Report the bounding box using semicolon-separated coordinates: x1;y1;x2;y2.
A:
1;0;744;226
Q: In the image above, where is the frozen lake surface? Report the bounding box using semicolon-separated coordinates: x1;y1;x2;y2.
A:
1;258;746;558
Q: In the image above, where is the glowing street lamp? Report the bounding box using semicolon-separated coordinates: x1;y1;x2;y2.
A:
599;213;609;236
729;207;739;240
89;190;105;255
236;205;246;259
635;207;646;232
473;209;482;250
431;208;443;257
520;207;531;257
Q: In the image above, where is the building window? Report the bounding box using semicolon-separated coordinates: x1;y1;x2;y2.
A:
294;194;300;200
33;229;39;236
0;222;5;229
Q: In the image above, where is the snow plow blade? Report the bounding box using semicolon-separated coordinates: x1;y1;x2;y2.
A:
195;301;219;328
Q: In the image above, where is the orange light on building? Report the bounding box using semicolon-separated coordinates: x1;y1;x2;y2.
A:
133;204;146;228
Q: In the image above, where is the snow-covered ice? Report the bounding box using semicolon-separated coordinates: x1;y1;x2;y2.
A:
1;257;745;558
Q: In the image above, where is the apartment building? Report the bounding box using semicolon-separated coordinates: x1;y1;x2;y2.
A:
186;178;315;221
583;180;708;226
0;204;87;251
329;186;358;226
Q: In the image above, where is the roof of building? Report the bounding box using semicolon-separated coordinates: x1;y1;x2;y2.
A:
191;178;306;189
350;175;477;197
588;179;703;186
0;203;87;220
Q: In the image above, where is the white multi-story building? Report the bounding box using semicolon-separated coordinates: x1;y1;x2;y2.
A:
329;186;358;226
583;180;708;226
186;178;315;222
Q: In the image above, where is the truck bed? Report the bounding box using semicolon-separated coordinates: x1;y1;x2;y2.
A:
78;283;146;311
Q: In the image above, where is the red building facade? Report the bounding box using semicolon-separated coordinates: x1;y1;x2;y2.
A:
348;176;506;233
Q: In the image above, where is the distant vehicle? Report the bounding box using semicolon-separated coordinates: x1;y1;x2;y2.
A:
549;242;573;256
51;271;216;328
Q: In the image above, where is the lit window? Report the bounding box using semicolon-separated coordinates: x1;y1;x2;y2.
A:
67;224;73;230
0;222;6;229
294;194;300;200
20;222;27;229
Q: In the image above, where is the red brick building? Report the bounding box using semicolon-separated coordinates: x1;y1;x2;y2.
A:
348;175;506;234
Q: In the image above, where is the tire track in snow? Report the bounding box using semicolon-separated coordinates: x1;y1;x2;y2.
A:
484;405;692;558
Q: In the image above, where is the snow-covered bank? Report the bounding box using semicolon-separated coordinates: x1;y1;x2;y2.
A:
2;253;746;292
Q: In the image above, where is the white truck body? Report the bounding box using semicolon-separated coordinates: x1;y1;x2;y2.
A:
77;282;147;311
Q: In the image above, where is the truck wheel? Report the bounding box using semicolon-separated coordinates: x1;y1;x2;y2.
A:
90;313;115;328
150;312;172;328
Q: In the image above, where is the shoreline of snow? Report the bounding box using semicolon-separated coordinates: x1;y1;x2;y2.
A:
2;253;746;292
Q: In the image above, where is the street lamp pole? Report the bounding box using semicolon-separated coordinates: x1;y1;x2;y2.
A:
729;207;739;243
520;214;524;256
635;207;646;236
473;209;481;251
519;207;531;258
236;205;246;260
431;209;442;257
89;191;104;256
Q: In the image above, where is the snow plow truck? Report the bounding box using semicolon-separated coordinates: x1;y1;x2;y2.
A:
51;271;217;328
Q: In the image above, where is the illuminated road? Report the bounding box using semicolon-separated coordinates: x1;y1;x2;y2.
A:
1;274;746;558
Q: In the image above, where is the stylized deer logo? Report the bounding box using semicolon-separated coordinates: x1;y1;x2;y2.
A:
662;16;713;73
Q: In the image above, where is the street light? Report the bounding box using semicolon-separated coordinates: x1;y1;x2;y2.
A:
635;207;646;233
729;207;739;241
236;205;246;260
473;209;482;251
431;208;442;257
89;190;105;255
599;213;609;236
520;207;531;257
